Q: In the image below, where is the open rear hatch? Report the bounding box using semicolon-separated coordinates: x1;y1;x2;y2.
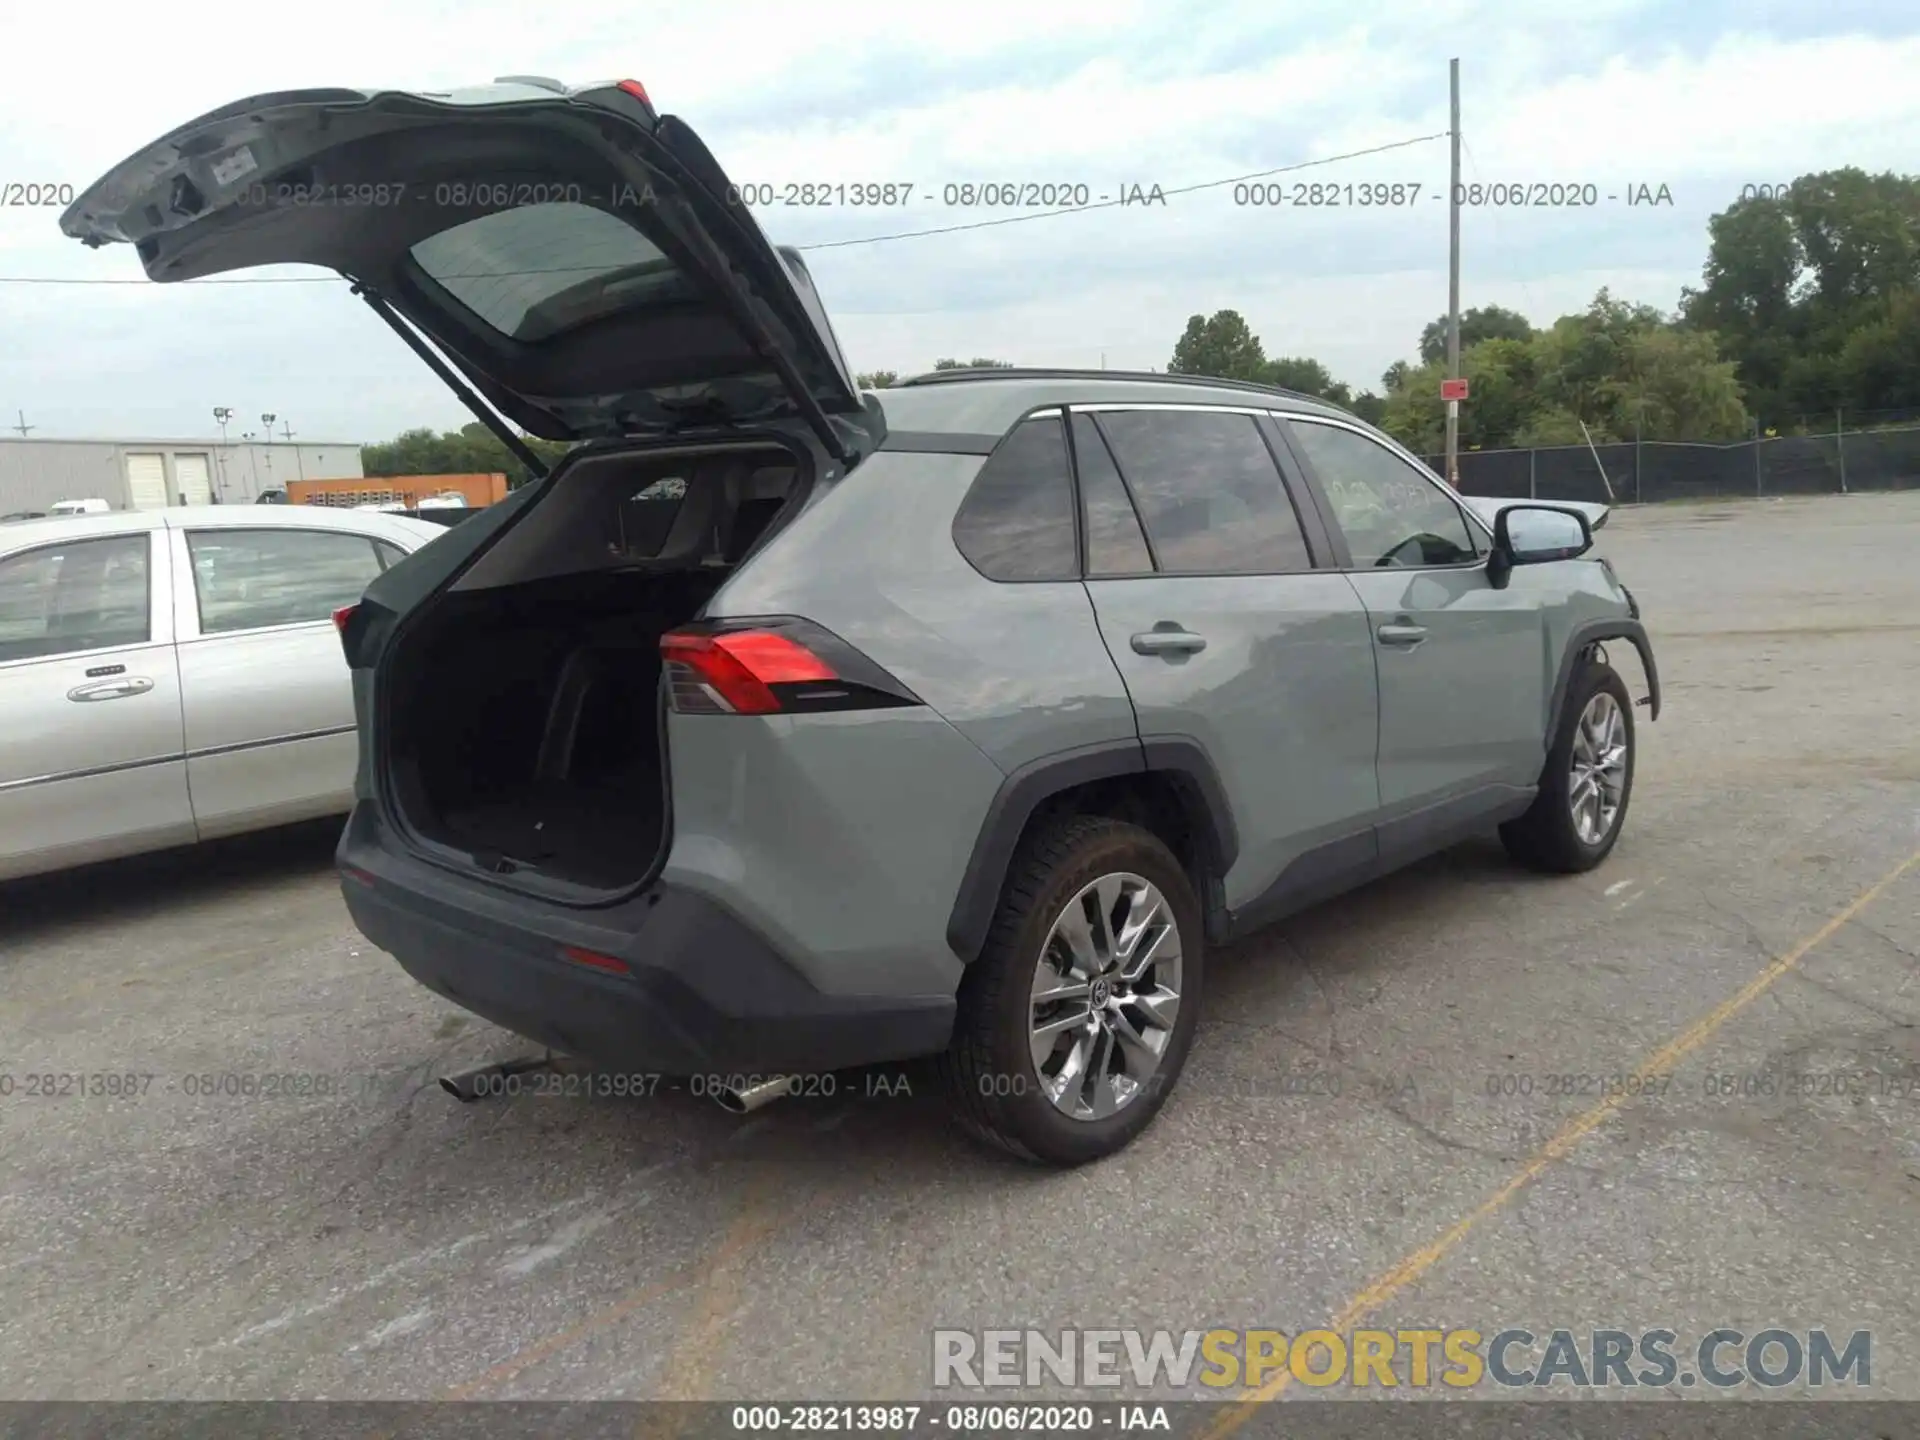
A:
59;77;874;461
62;78;888;897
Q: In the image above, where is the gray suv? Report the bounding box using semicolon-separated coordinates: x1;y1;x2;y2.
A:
65;78;1660;1165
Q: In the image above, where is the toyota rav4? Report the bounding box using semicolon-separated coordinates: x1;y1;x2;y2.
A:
64;77;1661;1165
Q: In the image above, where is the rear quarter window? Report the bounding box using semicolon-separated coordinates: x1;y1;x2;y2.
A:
951;415;1078;582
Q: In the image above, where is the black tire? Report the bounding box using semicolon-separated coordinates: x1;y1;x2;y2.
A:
1500;658;1636;873
935;814;1204;1166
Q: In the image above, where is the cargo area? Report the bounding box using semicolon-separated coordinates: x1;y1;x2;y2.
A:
379;443;803;891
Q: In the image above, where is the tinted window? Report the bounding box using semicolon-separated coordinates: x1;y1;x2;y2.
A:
1288;421;1480;567
1094;410;1311;575
1072;414;1153;576
0;535;150;663
952;416;1078;581
374;540;408;571
186;529;386;634
410;203;695;344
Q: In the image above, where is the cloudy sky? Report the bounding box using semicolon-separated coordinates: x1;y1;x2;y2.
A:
2;0;1918;444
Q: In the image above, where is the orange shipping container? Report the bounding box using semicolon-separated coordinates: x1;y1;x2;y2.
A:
286;473;509;509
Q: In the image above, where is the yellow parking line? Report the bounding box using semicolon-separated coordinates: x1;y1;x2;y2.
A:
1202;845;1920;1438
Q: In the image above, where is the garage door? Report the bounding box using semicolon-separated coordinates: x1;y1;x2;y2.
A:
174;453;213;506
125;453;169;511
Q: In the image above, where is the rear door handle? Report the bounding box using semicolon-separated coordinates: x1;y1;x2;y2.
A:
1131;628;1207;656
67;676;155;702
1375;623;1428;648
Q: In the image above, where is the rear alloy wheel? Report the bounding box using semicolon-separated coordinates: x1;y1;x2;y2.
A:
937;816;1204;1165
1029;871;1184;1121
1500;659;1636;873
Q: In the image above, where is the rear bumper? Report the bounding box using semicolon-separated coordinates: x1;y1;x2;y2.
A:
336;806;955;1076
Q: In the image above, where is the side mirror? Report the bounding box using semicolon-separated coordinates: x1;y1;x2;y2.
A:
1488;504;1592;586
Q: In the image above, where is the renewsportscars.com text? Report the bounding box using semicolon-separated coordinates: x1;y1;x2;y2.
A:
932;1327;1871;1390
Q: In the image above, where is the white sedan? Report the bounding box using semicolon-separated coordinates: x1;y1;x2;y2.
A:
0;504;446;880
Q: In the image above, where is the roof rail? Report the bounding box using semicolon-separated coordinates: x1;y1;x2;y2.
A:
893;366;1330;406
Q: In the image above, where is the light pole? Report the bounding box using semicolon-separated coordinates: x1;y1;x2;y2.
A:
212;406;234;499
260;414;277;488
242;432;262;495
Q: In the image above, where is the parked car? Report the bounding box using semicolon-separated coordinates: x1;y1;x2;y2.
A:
64;79;1660;1164
2;512;49;524
0;504;445;881
49;498;112;516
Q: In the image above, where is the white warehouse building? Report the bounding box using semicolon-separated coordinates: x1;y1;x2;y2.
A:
0;436;365;514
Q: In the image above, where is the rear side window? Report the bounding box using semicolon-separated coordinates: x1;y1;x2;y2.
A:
0;534;150;663
1094;410;1312;575
186;529;387;634
1072;413;1154;576
952;415;1078;582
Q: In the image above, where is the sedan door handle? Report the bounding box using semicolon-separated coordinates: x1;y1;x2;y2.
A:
67;676;155;702
1375;623;1428;648
1131;628;1207;656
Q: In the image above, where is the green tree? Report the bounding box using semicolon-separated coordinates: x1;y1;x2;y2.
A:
1378;288;1746;451
362;421;568;489
1380;338;1538;453
1381;359;1413;393
856;370;899;389
1608;326;1749;441
931;357;1014;370
1167;310;1270;383
1680;169;1920;422
1835;287;1920;413
1530;290;1673;432
1416;304;1535;366
1513;406;1608;447
1349;391;1388;426
1265;355;1351;405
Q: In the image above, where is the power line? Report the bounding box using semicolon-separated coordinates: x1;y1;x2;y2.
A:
799;131;1447;250
0;130;1447;286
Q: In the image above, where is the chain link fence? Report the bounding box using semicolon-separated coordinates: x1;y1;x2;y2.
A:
1424;423;1920;505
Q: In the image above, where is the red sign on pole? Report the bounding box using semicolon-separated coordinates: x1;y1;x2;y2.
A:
1441;377;1469;402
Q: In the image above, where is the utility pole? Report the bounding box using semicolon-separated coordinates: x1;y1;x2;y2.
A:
280;418;305;480
1445;57;1462;489
10;410;32;437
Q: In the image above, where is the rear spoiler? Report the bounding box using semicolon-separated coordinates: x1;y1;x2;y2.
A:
1458;496;1610;533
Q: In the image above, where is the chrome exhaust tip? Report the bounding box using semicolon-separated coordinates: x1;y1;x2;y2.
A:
714;1076;793;1115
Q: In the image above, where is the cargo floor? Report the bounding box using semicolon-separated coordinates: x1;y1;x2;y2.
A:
438;770;661;890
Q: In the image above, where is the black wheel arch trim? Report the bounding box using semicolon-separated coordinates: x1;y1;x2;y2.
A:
1550;617;1661;729
945;736;1240;964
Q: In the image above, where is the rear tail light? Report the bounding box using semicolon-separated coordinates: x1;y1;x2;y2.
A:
660;618;920;716
334;603;367;667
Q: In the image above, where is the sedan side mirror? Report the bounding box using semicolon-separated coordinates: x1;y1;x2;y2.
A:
1487;504;1593;587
